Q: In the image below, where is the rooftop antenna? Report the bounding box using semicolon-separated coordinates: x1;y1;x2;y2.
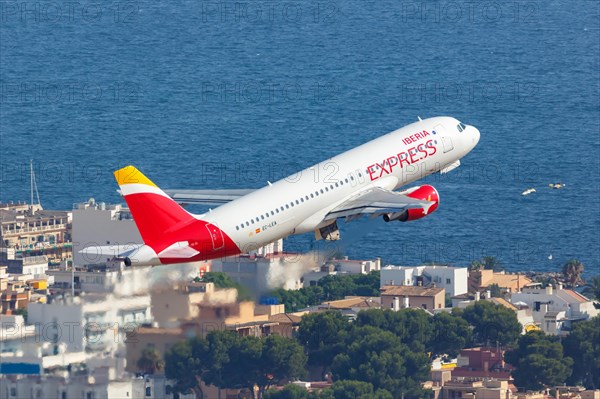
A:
30;159;41;209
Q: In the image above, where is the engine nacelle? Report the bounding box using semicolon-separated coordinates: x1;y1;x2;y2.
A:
383;184;439;222
123;244;161;266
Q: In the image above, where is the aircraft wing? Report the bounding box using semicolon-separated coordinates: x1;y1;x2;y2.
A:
163;189;255;206
323;187;435;221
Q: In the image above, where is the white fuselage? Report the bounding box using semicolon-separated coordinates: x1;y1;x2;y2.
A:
202;116;480;252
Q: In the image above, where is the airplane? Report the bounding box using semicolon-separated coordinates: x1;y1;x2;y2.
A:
80;116;480;266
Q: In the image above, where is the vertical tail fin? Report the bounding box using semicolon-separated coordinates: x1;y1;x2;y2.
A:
114;166;194;245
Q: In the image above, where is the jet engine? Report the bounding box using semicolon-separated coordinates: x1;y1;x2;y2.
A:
383;184;439;222
123;244;161;266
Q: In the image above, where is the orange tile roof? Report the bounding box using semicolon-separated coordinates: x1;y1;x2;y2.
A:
562;289;589;303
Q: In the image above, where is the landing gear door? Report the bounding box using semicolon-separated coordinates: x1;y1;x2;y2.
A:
434;124;454;153
205;223;224;250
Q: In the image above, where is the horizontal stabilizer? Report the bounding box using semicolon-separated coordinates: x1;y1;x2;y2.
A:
157;241;200;258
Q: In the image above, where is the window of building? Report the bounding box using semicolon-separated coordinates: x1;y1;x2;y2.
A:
146;387;151;397
446;278;451;284
421;304;427;309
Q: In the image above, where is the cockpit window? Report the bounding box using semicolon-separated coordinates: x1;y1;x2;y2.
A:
457;122;467;132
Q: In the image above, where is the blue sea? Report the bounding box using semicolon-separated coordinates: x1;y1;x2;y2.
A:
1;1;599;276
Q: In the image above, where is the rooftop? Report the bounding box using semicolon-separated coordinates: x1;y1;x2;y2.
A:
381;285;445;297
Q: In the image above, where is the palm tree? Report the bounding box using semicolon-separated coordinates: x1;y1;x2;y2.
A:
582;275;600;300
137;347;164;375
562;259;585;288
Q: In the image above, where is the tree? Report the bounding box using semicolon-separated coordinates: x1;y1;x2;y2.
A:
354;308;432;349
201;272;252;300
164;337;207;398
429;312;472;357
297;311;349;373
505;331;573;391
328;380;393;399
137;347;165;375
264;384;313;399
331;327;429;399
166;331;306;398
562;259;585;287
582;275;600;301
563;316;600;389
489;283;503;298
469;256;503;271
258;335;308;395
461;301;521;346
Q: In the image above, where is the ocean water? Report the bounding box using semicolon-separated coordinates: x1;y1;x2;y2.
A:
1;0;599;276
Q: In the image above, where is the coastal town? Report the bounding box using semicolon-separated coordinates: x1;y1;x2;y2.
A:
1;199;599;399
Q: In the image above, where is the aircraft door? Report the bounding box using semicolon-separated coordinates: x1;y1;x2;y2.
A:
442;136;454;153
205;223;225;250
434;124;454;153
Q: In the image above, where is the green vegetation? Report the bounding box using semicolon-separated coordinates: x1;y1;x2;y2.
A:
136;347;164;375
563;316;600;389
271;271;381;312
199;272;252;300
469;256;503;271
460;300;521;346
562;259;585;287
164;281;599;397
298;311;349;373
165;331;306;397
582;275;600;300
505;331;573;391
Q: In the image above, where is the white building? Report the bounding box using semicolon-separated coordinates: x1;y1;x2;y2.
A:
27;294;151;353
510;284;599;335
0;373;186;399
380;265;468;296
72;199;141;267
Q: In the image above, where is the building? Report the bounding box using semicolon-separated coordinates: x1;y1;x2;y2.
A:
27;293;151;353
151;281;238;328
0;202;71;263
380;285;446;310
303;296;381;319
509;284;599;335
452;347;513;380
381;265;468;296
212;240;310;292
469;269;532;294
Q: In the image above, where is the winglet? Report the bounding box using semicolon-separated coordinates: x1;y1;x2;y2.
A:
114;165;158;187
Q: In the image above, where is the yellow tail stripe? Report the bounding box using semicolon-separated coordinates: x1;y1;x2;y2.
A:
114;165;158;187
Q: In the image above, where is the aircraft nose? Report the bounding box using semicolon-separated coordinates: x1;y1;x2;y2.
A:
471;126;480;147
